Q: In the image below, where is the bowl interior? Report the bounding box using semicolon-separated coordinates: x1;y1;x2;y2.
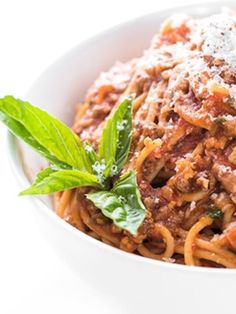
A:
11;1;236;208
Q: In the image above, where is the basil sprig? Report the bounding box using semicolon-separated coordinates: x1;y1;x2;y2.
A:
0;96;146;235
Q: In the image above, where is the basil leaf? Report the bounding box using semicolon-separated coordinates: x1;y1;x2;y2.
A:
32;167;56;184
20;169;101;195
99;97;133;176
0;111;71;169
86;190;126;224
83;141;99;165
86;171;146;235
0;96;92;172
112;171;146;234
115;99;133;172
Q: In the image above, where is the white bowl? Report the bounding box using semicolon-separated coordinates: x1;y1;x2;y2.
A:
8;2;236;313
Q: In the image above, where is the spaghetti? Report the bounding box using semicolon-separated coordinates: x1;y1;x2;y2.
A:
56;10;236;268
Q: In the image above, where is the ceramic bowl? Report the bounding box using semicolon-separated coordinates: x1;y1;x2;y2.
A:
8;2;236;313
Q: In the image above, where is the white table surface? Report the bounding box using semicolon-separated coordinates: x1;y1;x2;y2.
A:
0;0;216;313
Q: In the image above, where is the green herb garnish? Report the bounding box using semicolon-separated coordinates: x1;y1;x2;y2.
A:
215;117;226;125
19;168;101;195
87;171;146;235
227;97;236;108
99;97;132;177
0;96;146;235
207;208;223;219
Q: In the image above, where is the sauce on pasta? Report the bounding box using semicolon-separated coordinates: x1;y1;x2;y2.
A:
56;10;236;268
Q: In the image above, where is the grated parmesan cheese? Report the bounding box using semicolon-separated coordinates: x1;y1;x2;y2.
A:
190;201;196;211
201;13;236;65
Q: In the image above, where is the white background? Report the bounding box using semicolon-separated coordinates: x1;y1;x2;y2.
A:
0;0;216;313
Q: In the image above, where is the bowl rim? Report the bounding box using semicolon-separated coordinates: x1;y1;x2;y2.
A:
7;0;236;275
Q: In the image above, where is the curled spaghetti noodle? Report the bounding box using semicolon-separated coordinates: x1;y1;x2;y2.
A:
138;224;174;260
135;137;162;174
184;216;213;266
